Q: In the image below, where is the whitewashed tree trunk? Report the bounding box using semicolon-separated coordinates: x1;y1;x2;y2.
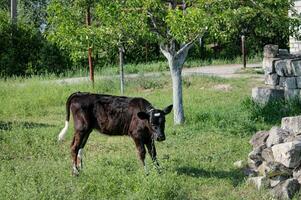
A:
160;41;193;124
119;46;125;95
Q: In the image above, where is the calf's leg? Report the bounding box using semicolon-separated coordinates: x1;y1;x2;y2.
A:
77;131;91;170
133;139;147;174
70;129;91;176
146;141;161;173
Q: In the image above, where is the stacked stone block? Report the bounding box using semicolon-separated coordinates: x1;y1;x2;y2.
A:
252;45;301;104
246;116;301;199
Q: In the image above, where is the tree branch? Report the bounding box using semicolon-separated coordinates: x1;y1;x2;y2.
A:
147;11;166;38
175;35;199;58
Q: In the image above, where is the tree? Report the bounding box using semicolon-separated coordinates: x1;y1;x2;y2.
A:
204;0;301;54
95;0;149;94
141;0;208;124
47;0;100;83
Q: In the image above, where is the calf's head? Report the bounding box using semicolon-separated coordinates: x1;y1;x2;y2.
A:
137;105;173;141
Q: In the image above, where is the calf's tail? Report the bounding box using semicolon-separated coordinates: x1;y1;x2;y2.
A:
58;92;79;141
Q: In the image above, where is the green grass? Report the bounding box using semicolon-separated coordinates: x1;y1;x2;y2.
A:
0;73;299;199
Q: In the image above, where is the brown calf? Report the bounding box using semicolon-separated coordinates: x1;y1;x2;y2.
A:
58;92;172;175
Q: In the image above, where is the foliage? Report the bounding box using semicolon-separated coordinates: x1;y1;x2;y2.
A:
204;0;301;54
0;10;71;76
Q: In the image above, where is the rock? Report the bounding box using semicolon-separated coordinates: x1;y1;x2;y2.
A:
285;59;296;76
247;176;270;190
272;141;301;168
291;59;301;76
265;73;279;86
279;49;290;57
275;59;287;76
284;89;300;101
257;161;268;176
243;167;258;177
233;160;246;168
248;157;262;169
266;127;290;147
271;178;300;199
279;77;286;88
252;87;285;105
265;162;292;178
263;57;280;74
264;44;279;58
270;176;288;188
262;147;275;163
284;77;297;89
249;131;270;149
281;116;301;134
293;166;301;184
248;146;264;165
296;77;301;88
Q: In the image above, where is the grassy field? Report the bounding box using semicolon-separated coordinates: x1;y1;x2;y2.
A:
0;72;300;199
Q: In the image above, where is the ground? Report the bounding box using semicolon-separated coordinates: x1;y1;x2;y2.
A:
0;65;300;199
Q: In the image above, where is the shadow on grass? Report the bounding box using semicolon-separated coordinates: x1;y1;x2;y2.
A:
0;121;54;131
176;166;245;187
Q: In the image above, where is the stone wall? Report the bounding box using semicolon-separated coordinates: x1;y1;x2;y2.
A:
252;45;301;104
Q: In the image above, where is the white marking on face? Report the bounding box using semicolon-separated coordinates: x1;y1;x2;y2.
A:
154;113;161;117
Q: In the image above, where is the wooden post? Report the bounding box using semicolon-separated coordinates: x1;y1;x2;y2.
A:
241;35;246;68
88;47;94;86
86;6;94;86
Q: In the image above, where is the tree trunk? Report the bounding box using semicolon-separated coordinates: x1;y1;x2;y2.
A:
11;0;17;24
160;41;193;125
170;61;184;124
119;46;125;95
86;6;94;85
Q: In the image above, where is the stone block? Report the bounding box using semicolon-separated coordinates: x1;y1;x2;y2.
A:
284;89;300;101
272;141;301;168
270;176;288;188
279;77;286;88
264;44;279;58
261;147;274;163
275;60;287;76
279;49;289;56
296;77;301;88
284;77;297;89
271;178;300;200
265;161;292;178
281;116;301;134
249;131;269;149
291;59;301;76
247;176;270;190
248;146;265;165
264;73;279;86
285;59;296;76
252;87;285;105
262;57;279;74
293;166;301;184
266;127;291;147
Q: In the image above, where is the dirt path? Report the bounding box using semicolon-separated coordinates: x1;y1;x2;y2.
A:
54;63;263;84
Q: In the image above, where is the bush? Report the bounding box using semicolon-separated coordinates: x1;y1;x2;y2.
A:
0;10;71;77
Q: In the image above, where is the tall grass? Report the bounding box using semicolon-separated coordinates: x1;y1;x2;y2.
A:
0;74;299;199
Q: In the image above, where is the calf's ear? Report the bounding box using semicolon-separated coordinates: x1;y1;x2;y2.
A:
137;112;150;120
163;104;173;115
